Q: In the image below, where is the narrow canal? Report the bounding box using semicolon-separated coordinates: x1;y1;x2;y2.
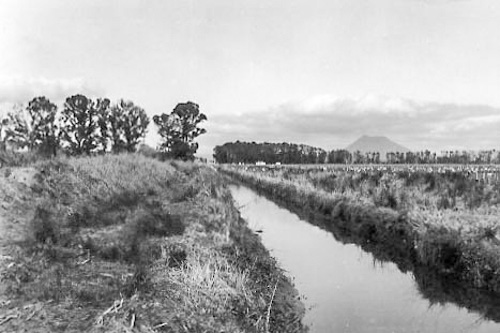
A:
229;184;500;333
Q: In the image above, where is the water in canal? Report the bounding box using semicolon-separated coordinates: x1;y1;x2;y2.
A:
229;184;500;333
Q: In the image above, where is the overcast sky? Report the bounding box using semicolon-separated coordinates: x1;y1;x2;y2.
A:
1;0;500;157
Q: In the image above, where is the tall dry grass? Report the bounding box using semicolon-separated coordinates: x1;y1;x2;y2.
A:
1;155;306;332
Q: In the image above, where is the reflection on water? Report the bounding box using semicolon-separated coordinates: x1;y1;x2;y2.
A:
229;184;500;333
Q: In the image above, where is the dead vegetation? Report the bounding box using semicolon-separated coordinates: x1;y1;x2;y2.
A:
0;155;306;332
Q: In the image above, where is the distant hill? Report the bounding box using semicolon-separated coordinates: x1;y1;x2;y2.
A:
346;135;410;159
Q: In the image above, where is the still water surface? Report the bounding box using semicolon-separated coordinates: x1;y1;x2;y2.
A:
229;184;500;333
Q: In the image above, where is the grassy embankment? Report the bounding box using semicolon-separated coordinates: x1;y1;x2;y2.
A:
220;165;500;293
0;155;306;333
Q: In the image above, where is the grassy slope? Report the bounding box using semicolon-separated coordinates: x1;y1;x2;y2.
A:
0;155;306;333
221;165;500;294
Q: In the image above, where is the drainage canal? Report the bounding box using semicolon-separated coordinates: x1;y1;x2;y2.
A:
230;184;500;333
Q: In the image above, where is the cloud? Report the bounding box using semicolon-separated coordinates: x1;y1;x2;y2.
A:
198;94;500;155
0;76;103;104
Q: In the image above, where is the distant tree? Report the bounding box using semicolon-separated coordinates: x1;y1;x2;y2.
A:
152;113;177;152
424;150;431;163
318;150;327;164
108;99;150;153
386;152;395;164
59;94;110;155
27;97;59;156
367;152;372;164
153;101;207;161
3;104;28;150
353;150;363;164
395;152;402;164
306;150;317;164
4;97;59;156
213;145;229;163
96;102;110;153
328;149;351;164
288;144;302;164
213;141;328;164
405;152;413;164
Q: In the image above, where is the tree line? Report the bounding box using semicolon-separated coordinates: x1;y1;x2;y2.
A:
213;141;330;164
0;95;207;161
213;141;500;165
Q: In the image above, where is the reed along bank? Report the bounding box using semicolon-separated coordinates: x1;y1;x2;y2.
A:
220;164;500;295
0;155;306;333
